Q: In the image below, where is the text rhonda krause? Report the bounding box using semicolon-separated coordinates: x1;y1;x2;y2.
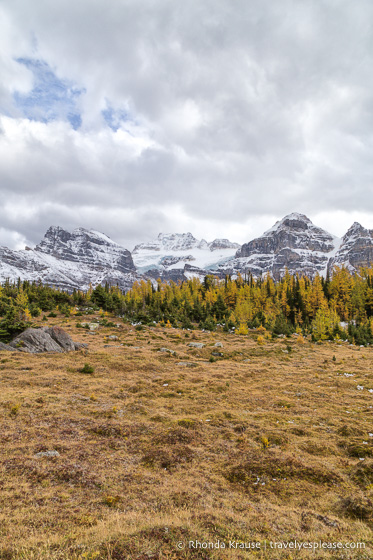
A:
189;541;260;550
188;540;365;550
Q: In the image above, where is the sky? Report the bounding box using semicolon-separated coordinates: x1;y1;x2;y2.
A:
1;0;373;251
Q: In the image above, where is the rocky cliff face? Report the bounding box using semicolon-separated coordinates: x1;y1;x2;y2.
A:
36;226;135;274
218;213;340;279
328;222;373;274
238;214;336;255
0;227;138;291
1;216;373;291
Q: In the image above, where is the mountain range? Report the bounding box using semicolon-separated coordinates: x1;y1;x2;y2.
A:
1;213;373;291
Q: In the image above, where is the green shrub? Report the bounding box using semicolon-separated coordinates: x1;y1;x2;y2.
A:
80;363;95;374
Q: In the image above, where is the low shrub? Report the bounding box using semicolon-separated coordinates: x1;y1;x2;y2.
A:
80;363;95;374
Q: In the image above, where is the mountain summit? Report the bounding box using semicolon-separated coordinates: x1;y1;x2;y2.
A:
132;233;240;279
133;232;240;254
238;212;337;255
35;226;134;274
219;213;341;279
0;215;372;290
328;222;373;274
0;226;137;291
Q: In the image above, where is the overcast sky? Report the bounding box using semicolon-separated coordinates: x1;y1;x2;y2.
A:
1;0;373;250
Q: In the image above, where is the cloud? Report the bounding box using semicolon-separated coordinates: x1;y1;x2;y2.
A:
0;227;28;251
0;0;373;249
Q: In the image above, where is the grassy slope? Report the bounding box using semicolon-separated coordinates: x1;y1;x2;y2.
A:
0;316;372;559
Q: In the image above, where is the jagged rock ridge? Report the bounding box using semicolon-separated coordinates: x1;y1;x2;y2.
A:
0;215;373;290
133;232;240;254
0;226;138;291
328;222;373;274
36;226;135;274
132;232;240;280
220;213;341;280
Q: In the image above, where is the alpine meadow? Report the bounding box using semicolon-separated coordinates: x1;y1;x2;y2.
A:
2;0;373;558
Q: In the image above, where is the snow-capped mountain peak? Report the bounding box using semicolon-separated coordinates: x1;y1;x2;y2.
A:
133;232;199;253
1;215;373;291
343;222;366;239
132;232;240;277
0;226;137;292
209;239;241;251
133;233;241;255
328;222;373;274
157;232;199;251
264;213;321;236
226;214;340;279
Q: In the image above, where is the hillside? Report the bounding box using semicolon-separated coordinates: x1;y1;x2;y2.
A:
1;313;373;559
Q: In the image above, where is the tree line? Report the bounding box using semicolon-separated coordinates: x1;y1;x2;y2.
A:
1;267;373;345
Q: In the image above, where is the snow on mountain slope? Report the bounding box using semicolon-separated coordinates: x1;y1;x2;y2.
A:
217;213;341;279
1;216;373;291
132;232;240;275
0;226;138;291
328;222;373;274
35;226;135;272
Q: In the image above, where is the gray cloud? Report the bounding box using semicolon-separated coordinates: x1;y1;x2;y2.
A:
0;0;373;249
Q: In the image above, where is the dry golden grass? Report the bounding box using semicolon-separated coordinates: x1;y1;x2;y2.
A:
0;316;373;559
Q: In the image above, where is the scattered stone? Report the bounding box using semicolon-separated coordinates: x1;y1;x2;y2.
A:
159;348;176;355
188;342;205;348
177;361;198;367
35;450;60;458
214;342;223;347
81;322;99;331
108;335;119;340
212;352;224;357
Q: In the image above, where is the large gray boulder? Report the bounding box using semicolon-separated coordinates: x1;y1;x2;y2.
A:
9;328;63;353
8;327;86;353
